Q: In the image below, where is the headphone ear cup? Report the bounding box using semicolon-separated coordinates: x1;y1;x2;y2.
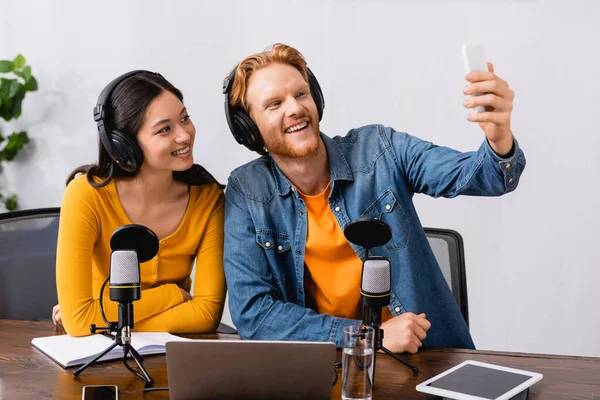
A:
228;109;248;146
307;69;325;121
233;110;265;154
109;129;143;172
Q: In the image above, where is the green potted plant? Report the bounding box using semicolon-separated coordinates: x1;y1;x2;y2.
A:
0;54;38;210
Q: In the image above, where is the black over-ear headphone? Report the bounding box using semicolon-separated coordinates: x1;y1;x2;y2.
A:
222;64;325;154
93;70;162;172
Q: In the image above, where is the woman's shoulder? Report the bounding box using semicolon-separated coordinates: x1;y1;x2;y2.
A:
66;174;112;195
63;174;113;210
190;182;225;208
64;174;95;197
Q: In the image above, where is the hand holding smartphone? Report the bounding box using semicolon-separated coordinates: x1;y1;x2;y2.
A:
461;43;488;113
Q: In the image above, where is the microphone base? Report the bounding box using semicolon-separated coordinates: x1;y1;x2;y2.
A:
73;325;154;388
379;345;419;375
367;325;420;390
369;344;419;391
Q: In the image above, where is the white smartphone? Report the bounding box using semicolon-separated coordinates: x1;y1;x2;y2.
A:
461;43;488;113
82;385;118;400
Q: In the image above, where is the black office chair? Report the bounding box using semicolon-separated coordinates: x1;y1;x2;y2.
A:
0;207;61;322
424;227;469;327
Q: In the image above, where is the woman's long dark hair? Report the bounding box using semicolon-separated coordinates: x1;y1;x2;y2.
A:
67;72;222;188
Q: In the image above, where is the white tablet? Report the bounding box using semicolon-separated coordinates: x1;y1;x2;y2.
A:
416;360;543;400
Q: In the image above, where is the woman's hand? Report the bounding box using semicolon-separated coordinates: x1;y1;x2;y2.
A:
52;304;62;326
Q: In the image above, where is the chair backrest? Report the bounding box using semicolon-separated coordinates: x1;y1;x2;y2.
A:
0;208;60;322
424;227;469;327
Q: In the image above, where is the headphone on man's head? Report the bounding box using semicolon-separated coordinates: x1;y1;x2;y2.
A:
222;64;325;154
93;70;162;172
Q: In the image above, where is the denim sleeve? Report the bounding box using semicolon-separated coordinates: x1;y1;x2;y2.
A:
223;175;359;348
384;127;526;198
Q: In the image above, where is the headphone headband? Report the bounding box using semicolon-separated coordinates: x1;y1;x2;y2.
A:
95;70;161;172
94;70;149;123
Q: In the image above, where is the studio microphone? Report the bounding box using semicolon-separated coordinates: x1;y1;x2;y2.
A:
360;256;391;347
344;217;419;385
109;249;141;343
108;224;159;344
76;224;159;386
344;218;392;352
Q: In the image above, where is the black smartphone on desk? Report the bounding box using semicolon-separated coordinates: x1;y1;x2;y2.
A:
82;385;118;400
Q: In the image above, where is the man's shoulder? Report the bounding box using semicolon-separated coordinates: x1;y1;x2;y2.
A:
330;124;387;143
227;156;278;202
326;124;398;166
229;156;272;181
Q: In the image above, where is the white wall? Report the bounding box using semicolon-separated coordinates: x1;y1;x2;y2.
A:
1;0;598;357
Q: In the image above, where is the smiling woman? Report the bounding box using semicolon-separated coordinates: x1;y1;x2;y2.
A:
54;71;227;337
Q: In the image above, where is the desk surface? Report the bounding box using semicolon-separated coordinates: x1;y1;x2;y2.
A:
1;320;599;399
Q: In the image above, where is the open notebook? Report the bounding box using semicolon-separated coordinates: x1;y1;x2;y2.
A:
31;332;190;368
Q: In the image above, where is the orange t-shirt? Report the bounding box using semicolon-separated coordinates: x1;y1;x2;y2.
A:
299;184;393;322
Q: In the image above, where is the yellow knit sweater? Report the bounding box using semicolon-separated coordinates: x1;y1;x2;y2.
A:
56;175;226;337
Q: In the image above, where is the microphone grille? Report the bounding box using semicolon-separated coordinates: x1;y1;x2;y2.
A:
361;258;391;294
110;250;140;285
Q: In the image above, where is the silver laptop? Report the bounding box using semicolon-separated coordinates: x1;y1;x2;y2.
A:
166;340;337;400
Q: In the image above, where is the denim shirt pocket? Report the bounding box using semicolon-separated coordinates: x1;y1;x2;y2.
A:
256;230;292;286
360;189;410;251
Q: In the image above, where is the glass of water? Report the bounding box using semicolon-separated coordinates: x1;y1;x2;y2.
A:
342;325;374;400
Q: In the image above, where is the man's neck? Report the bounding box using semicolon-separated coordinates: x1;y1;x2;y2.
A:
271;140;330;196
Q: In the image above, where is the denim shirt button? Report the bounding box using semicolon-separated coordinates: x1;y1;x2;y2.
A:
299;210;304;215
394;306;401;313
505;163;511;169
334;206;340;212
278;245;283;251
265;242;271;248
295;249;301;255
385;204;391;210
508;178;513;183
298;288;303;294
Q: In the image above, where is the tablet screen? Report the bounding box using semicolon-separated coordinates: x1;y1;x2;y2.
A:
426;364;532;399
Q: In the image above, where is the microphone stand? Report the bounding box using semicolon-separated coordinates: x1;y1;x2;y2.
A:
344;218;420;390
73;303;154;388
362;248;419;391
363;306;419;388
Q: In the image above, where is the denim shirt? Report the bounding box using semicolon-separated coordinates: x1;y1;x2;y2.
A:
223;124;525;349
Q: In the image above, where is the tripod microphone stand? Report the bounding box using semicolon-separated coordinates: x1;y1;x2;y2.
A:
344;218;419;389
73;302;154;387
363;302;420;377
73;224;159;388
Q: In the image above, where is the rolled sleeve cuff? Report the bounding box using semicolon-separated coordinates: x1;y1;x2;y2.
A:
330;317;362;348
483;138;524;193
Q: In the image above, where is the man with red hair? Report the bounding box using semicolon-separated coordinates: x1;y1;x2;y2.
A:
222;43;523;352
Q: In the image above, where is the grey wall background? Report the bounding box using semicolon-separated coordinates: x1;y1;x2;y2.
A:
1;0;598;357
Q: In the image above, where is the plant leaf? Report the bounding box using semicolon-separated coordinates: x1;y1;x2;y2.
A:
13;66;31;82
5;194;17;211
0;77;11;94
9;92;24;119
0;60;13;73
22;66;32;82
8;80;21;98
0;131;29;160
24;76;38;91
0;98;14;120
12;54;26;69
